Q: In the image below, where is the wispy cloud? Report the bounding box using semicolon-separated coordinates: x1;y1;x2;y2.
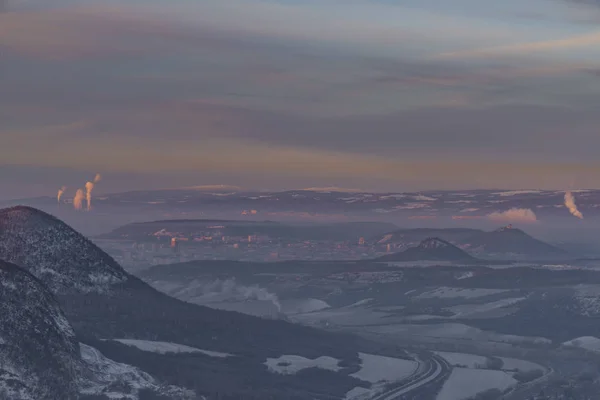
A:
438;31;600;58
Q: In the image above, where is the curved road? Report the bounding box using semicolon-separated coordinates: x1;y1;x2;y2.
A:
371;354;451;400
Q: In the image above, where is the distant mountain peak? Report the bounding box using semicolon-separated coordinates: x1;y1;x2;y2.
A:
377;236;474;262
0;206;128;294
493;224;526;234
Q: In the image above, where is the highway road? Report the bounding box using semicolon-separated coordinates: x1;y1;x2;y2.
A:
371;354;451;400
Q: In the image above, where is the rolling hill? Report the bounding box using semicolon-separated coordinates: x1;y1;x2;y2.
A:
376;237;476;262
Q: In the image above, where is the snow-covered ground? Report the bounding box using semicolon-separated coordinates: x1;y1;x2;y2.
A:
345;387;374;400
436;368;517;400
80;343;196;399
434;352;489;369
416;287;508;299
563;336;600;353
108;339;233;358
350;353;418;383
264;355;342;375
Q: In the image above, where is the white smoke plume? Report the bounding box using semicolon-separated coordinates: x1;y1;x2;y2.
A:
73;189;85;210
565;191;583;219
57;186;66;203
181;279;281;311
488;208;537;223
85;173;102;211
85;181;94;211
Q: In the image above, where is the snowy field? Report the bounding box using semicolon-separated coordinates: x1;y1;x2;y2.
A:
108;339;233;358
350;353;418;383
416;287;508;299
434;351;489;368
264;355;342;375
436;368;517;400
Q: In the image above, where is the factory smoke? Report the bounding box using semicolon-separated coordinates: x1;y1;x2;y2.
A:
181;278;282;312
564;191;583;219
85;173;102;211
85;181;94;211
73;189;85;210
57;186;66;203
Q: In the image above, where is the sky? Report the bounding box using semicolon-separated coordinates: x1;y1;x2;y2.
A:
2;0;600;198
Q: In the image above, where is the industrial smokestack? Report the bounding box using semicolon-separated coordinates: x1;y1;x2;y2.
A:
564;191;583;219
73;189;85;210
57;186;67;204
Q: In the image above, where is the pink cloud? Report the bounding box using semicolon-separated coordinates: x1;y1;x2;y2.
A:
487;208;538;223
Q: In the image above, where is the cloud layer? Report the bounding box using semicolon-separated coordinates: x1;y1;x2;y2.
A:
2;1;600;196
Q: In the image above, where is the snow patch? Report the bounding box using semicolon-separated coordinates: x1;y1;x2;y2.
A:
563;336;600;353
344;386;373;400
108;339;233;358
494;190;543;197
282;298;330;314
436;368;517;400
416;287;508;299
265;355;342;375
350;353;418;383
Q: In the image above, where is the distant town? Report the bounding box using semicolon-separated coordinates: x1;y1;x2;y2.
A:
95;226;400;268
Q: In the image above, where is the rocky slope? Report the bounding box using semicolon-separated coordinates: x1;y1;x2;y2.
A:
0;206;128;293
0;259;80;400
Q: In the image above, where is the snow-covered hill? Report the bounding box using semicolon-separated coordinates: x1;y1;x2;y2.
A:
0;206;128;293
0;259;195;400
0;259;80;400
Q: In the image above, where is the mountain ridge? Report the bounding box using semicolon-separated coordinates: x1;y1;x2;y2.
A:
0;206;128;293
376;237;476;262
